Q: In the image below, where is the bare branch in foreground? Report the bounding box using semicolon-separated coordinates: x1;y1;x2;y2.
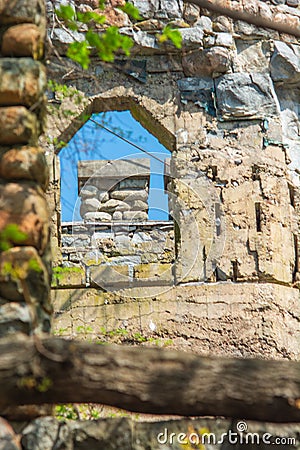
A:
185;0;300;37
0;336;299;422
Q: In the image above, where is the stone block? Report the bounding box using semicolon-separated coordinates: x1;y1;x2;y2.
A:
0;183;49;254
0;0;45;25
0;59;46;107
52;266;86;288
179;26;204;48
270;41;300;83
84;212;112;222
215;72;280;120
0;302;31;337
0;107;39;145
177;77;216;116
183;46;231;77
90;264;130;288
123;211;148;221
0;146;49;190
110;189;148;202
134;263;173;285
0;246;50;308
130;0;159;19
2;24;44;59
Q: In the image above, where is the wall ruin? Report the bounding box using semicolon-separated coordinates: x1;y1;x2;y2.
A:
45;0;300;360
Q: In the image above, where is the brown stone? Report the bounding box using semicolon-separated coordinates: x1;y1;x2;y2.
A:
0;58;46;107
0;182;49;254
0;107;39;145
0;146;49;190
0;0;45;25
0;246;51;323
183;46;231;76
0;417;21;450
2;24;44;59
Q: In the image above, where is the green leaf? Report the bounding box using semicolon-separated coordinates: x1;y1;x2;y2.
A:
77;11;106;25
67;41;91;69
55;4;76;21
159;24;182;49
119;2;142;20
98;0;106;10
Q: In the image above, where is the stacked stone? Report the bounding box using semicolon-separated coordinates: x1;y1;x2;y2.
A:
0;0;51;336
78;159;150;222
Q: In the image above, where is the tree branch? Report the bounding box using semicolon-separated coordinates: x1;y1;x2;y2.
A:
185;0;300;37
0;335;299;422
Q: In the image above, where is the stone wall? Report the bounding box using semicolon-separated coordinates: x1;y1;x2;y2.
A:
0;0;51;336
45;0;300;359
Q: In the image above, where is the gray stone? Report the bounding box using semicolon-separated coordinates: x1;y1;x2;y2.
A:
132;232;153;243
0;417;21;450
132;30;158;50
80;198;101;217
215;73;280;120
61;234;90;247
160;0;181;18
195;15;212;32
287;0;299;5
183;47;231;77
22;417;71;450
110;189;148;202
84;212;112;221
183;3;200;23
100;199;128;212
112;211;123;221
127;200;148;211
0;302;31;337
180;27;204;47
215;32;233;48
271;0;286;4
98;191;109;202
79;185;98;199
130;0;159;19
177;77;216;115
119;178;148;189
270;41;300;83
123;211;148;221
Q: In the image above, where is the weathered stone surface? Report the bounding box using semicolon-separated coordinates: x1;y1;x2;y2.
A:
0;59;46;107
177;77;215;114
0;246;51;315
183;47;231;77
1;24;44;59
0;302;31;337
0;417;21;450
126;200;148;211
183;3;200;23
215;73;280;119
110;189;148;201
0;107;39;145
100;199;128;212
123;211;148;221
0;146;49;190
79;185;98;199
0;0;45;25
286;0;299;5
21;417;71;450
80;198;101;217
179;27;204;47
270;41;300;83
84;211;112;221
0;183;49;253
130;0;159;19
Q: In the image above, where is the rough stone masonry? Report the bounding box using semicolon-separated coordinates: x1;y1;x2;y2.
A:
46;0;300;361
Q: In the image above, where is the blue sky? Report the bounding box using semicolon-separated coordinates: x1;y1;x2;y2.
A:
59;110;171;222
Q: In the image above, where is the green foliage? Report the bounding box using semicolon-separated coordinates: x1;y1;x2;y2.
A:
0;224;27;252
55;2;182;69
118;2;142;20
158;24;182;48
76;325;93;334
52;266;82;281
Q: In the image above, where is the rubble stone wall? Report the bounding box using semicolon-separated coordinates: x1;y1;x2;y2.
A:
0;0;51;336
45;0;300;359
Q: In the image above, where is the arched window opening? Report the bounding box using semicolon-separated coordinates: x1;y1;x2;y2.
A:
58;111;176;290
